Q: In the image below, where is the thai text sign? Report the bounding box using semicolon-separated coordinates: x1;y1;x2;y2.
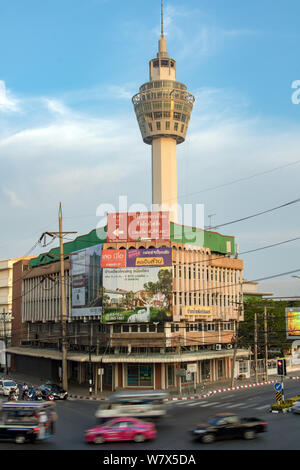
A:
126;248;172;267
101;249;126;268
184;306;213;317
107;211;170;242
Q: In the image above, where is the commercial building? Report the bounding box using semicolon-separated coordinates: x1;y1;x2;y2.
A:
8;4;250;390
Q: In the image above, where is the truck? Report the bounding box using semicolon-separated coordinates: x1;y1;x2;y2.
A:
190;413;268;444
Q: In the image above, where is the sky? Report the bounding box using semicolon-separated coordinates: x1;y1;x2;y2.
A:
1;0;300;297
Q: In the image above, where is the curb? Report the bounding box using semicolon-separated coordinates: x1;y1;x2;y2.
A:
68;376;300;402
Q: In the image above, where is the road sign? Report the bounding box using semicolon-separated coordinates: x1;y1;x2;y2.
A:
274;382;283;392
275;391;282;403
107;211;170;242
176;369;186;377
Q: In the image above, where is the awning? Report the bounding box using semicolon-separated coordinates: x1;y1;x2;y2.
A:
7;346;250;364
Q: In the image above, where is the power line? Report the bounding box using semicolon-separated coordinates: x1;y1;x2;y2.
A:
210;197;300;230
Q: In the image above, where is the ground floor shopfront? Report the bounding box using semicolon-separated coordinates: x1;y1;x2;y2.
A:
8;347;250;392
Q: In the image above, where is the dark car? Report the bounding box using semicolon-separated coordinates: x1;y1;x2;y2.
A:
191;413;268;444
40;382;68;400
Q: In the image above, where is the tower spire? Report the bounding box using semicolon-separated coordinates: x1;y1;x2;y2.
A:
161;0;164;36
158;0;167;55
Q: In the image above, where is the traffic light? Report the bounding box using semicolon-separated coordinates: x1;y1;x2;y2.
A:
276;359;287;376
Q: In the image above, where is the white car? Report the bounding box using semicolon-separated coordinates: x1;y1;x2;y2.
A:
292;400;300;414
0;379;18;396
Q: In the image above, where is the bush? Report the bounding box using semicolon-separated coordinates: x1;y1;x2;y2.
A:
271;395;300;411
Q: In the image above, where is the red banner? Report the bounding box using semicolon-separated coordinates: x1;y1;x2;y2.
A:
101;249;126;268
107;211;170;242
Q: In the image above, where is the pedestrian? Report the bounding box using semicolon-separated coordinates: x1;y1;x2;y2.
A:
22;383;28;399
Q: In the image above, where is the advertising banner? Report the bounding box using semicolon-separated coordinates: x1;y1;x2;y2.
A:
102;266;173;323
101;249;126;268
286;308;300;339
126;247;172;268
107;211;170;242
70;244;103;317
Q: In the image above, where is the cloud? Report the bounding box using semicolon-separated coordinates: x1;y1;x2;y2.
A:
3;188;25;207
0;81;20;113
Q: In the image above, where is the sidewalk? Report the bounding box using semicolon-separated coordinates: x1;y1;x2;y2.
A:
5;369;300;401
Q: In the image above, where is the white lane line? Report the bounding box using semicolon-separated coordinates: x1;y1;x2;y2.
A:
254;404;270;410
225;403;246;409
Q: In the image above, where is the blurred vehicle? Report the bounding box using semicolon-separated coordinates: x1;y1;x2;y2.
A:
190;413;268;444
95;390;168;422
85;417;156;444
0;379;18;397
0;401;57;444
291;400;300;414
39;382;68;400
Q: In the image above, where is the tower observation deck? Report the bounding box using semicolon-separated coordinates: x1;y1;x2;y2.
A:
132;1;195;222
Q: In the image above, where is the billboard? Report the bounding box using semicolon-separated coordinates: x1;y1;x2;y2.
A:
286;308;300;339
102;266;173;323
101;249;126;268
126;247;172;267
107;211;170;242
70;244;103;317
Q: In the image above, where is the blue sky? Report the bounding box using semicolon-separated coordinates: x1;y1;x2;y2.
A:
1;0;300;296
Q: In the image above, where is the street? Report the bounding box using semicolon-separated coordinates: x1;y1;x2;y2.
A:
1;379;300;451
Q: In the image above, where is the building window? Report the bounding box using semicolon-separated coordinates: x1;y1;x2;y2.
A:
181;124;184;132
166;121;170;130
127;364;153;387
148;123;153;132
174;122;178;131
168;365;174;386
156;121;161;130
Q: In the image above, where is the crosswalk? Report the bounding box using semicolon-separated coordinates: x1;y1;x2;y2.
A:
168;398;270;412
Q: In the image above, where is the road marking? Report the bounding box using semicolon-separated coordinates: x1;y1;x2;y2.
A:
254;404;270;410
225;403;246;409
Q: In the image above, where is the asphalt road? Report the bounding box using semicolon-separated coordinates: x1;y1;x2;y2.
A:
1;379;300;452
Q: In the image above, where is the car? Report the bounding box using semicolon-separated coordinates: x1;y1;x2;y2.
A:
190;413;268;444
291;400;300;414
85;417;157;444
39;382;68;400
0;379;18;396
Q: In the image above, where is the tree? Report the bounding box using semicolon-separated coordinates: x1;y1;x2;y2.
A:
238;297;300;357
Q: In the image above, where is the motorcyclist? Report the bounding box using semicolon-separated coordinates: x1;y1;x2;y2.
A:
8;389;17;401
35;388;43;400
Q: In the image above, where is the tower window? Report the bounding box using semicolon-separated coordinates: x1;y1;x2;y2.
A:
156;122;161;130
153;60;159;68
170;61;175;68
181;124;184;132
173;112;181;121
148;123;153;131
154;112;162;119
161;60;169;67
166;121;170;130
174;122;178;131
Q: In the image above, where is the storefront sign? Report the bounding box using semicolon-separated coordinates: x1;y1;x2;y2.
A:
184;306;213;317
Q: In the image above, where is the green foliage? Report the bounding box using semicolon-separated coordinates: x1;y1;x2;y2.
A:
271;395;300;411
238;297;300;357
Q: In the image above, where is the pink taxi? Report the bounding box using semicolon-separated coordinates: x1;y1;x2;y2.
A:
85;417;156;444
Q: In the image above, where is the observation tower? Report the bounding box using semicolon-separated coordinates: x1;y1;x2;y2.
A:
132;1;195;222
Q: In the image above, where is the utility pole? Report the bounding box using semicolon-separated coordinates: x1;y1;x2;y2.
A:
40;203;77;392
264;306;268;381
59;203;68;392
254;312;258;383
231;319;239;387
